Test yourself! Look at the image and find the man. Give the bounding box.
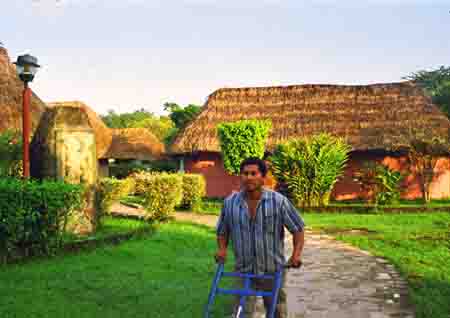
[215,157,305,318]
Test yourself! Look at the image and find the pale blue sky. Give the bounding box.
[3,0,450,115]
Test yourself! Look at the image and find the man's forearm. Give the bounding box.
[217,234,229,251]
[292,230,304,258]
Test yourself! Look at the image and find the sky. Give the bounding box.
[2,0,450,115]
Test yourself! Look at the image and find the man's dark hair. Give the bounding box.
[240,157,268,177]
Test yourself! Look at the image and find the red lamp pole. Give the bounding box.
[22,82,31,178]
[14,54,40,179]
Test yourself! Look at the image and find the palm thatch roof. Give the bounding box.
[0,47,47,134]
[47,101,113,158]
[170,82,450,154]
[47,102,165,160]
[105,128,165,161]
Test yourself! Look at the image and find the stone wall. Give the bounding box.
[31,106,98,234]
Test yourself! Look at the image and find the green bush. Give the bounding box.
[354,162,403,205]
[270,133,350,207]
[181,174,206,211]
[130,171,153,195]
[0,178,83,261]
[217,120,271,175]
[97,177,135,216]
[142,173,183,221]
[0,130,22,178]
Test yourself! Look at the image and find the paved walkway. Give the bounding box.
[111,204,416,318]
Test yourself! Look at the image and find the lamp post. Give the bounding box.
[13,54,40,179]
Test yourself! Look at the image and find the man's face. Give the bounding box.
[241,164,265,192]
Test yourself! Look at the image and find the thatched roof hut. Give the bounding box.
[47,101,112,158]
[171,82,450,199]
[0,47,47,134]
[105,128,165,161]
[171,82,450,154]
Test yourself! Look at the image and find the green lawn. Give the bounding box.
[174,197,450,215]
[303,212,450,318]
[63,216,154,242]
[0,221,234,318]
[5,209,449,318]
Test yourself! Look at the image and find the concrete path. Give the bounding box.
[111,204,416,318]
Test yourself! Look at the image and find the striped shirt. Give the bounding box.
[216,189,305,274]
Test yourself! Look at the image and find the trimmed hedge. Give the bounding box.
[141,173,183,221]
[97,178,135,216]
[181,174,206,211]
[130,171,153,196]
[0,178,84,262]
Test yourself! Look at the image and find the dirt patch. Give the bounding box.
[318,227,378,236]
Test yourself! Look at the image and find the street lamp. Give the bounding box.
[14,54,40,178]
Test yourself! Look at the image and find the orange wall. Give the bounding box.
[183,152,450,200]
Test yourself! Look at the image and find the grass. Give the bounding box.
[179,197,450,215]
[0,221,234,318]
[120,195,145,208]
[303,212,450,318]
[330,198,450,208]
[63,216,153,242]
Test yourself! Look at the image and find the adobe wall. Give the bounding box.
[183,151,450,200]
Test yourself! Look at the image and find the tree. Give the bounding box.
[400,134,450,203]
[132,116,175,144]
[163,102,201,129]
[100,109,154,128]
[405,66,450,119]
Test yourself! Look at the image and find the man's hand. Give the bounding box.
[215,249,227,264]
[287,254,302,268]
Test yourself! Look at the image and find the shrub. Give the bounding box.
[375,166,403,205]
[130,171,153,195]
[97,177,135,216]
[142,173,183,221]
[217,120,272,175]
[0,130,22,178]
[354,162,403,205]
[270,133,350,207]
[0,178,83,261]
[181,174,206,211]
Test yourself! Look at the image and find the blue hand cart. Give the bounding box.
[204,263,284,318]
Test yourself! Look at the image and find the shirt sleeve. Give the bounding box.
[282,197,305,233]
[216,202,229,236]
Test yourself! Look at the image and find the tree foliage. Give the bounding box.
[163,102,201,129]
[403,135,450,203]
[100,103,201,146]
[405,66,450,119]
[100,109,154,129]
[217,120,272,175]
[132,116,175,142]
[270,133,350,207]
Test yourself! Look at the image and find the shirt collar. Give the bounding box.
[237,187,269,205]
